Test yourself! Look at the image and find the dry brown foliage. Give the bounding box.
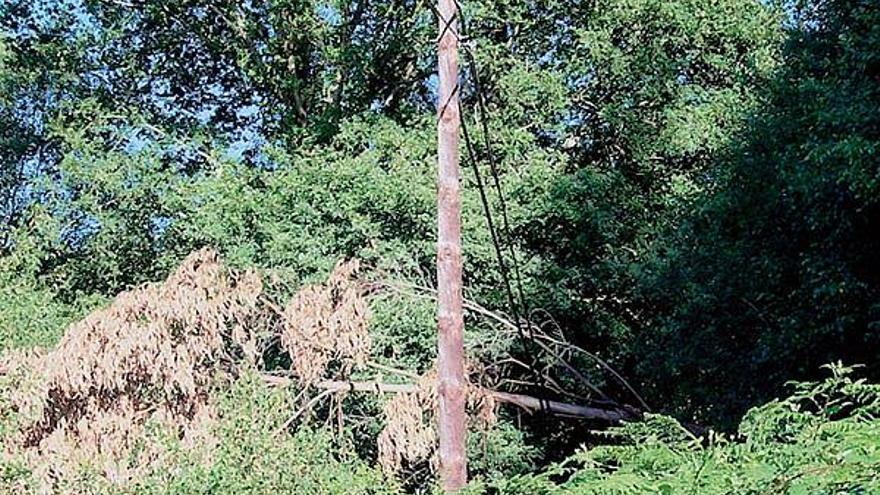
[279,261,502,478]
[0,249,501,488]
[377,370,438,474]
[1,248,261,489]
[281,259,371,384]
[376,364,498,475]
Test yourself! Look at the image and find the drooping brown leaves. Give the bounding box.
[0,249,495,487]
[377,370,438,474]
[376,365,498,475]
[281,259,370,385]
[48,248,260,403]
[1,249,261,489]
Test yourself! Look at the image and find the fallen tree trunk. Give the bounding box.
[490,390,637,422]
[263,376,640,424]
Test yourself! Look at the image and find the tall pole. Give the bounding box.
[436,0,467,490]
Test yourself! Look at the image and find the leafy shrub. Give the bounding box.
[483,365,880,494]
[0,223,104,352]
[133,374,401,495]
[0,274,75,351]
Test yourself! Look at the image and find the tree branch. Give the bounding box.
[263,376,640,424]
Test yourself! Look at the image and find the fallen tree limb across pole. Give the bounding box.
[490,390,637,423]
[262,375,640,424]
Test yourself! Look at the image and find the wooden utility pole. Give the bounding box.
[436,0,467,490]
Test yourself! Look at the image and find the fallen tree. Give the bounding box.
[263,376,641,423]
[0,249,697,491]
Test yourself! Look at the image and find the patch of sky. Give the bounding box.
[192,5,208,21]
[2,0,97,41]
[124,132,150,155]
[61,212,101,250]
[150,215,172,237]
[316,2,342,27]
[236,104,260,120]
[425,73,439,107]
[9,88,53,135]
[1,153,48,221]
[195,105,219,126]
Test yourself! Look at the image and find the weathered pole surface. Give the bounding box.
[436,0,467,490]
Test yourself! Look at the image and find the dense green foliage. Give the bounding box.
[1,0,878,491]
[482,366,880,494]
[633,0,880,425]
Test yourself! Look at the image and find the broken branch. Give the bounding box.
[263,376,640,424]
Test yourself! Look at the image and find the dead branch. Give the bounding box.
[376,281,614,402]
[263,376,640,424]
[490,391,636,422]
[528,308,651,410]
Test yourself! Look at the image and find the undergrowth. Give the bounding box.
[478,364,880,494]
[1,372,399,494]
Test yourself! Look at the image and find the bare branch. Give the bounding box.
[264,376,640,424]
[376,280,649,409]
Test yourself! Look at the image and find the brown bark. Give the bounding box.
[436,0,466,490]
